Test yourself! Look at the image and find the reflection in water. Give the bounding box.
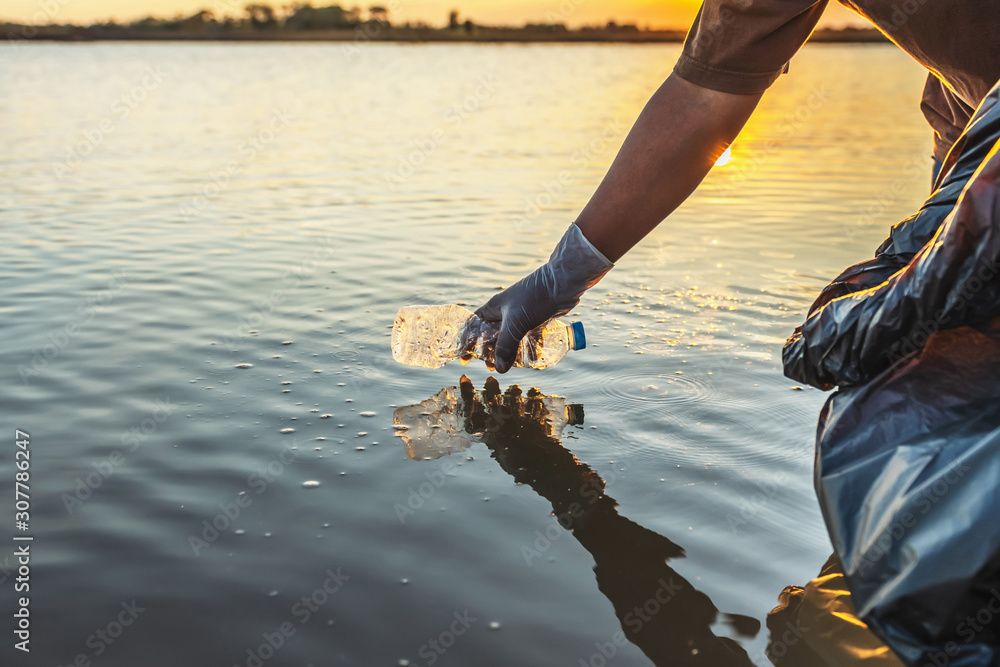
[395,377,908,666]
[395,376,760,666]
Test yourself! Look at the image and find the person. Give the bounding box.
[475,0,1000,374]
[780,83,1000,665]
[474,2,1000,663]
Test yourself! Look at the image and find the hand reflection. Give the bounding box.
[394,375,759,666]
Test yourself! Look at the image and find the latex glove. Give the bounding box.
[475,223,613,373]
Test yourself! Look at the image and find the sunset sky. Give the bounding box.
[5,0,867,29]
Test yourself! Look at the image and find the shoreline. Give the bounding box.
[4,26,891,44]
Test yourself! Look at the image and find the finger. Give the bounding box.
[458,374,475,399]
[493,319,524,374]
[474,291,505,322]
[483,376,501,395]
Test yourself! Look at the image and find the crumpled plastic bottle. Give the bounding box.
[391,304,586,370]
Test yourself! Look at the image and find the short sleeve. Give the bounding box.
[674,0,829,95]
[920,74,975,162]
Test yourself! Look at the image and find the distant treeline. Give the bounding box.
[3,4,890,43]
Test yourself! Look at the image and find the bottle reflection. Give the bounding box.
[394,375,759,666]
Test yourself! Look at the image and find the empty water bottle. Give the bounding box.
[391,304,586,370]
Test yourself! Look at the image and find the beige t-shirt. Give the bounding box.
[673,0,1000,160]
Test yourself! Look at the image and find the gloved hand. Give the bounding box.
[475,223,613,373]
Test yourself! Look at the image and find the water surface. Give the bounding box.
[0,42,933,665]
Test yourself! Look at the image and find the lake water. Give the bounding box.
[1,42,934,665]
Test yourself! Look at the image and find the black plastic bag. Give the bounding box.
[783,81,1000,665]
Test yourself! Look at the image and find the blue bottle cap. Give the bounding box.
[570,321,586,350]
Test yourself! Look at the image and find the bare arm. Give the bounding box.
[576,73,763,262]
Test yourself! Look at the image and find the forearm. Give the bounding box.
[576,73,763,262]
